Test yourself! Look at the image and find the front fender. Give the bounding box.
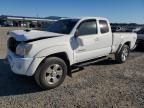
[34,45,74,65]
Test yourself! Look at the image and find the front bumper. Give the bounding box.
[7,50,44,76]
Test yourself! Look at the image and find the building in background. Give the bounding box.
[0,15,59,27]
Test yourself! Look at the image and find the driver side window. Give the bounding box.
[77,20,97,36]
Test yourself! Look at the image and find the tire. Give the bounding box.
[34,57,67,90]
[115,44,130,63]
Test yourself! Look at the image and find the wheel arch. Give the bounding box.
[116,41,131,54]
[36,52,72,77]
[124,41,131,47]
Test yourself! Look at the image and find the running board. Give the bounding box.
[73,56,109,68]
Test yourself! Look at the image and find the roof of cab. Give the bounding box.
[61,17,108,21]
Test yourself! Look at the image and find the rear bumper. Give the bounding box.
[7,50,44,76]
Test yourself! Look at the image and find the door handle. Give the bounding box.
[78,49,86,52]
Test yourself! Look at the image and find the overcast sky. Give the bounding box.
[0,0,144,24]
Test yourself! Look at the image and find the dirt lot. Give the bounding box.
[0,28,144,108]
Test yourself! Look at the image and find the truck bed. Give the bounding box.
[111,32,137,53]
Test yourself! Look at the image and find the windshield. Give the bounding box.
[42,19,79,34]
[137,28,144,34]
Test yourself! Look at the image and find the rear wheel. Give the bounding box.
[115,44,130,63]
[35,57,67,90]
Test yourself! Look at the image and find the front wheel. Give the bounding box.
[115,44,130,63]
[34,57,67,90]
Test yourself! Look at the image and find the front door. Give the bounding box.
[74,19,101,63]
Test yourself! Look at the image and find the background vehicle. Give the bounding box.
[7,17,137,89]
[136,28,144,46]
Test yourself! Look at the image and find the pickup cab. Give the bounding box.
[7,17,137,89]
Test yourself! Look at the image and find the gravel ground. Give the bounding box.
[0,28,144,108]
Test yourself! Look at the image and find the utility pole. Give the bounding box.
[36,8,39,28]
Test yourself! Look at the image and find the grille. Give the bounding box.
[8,37,20,53]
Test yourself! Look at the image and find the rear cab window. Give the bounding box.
[99,20,109,34]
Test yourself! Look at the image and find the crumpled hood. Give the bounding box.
[9,30,64,41]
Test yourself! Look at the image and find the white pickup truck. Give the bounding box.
[7,17,137,89]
